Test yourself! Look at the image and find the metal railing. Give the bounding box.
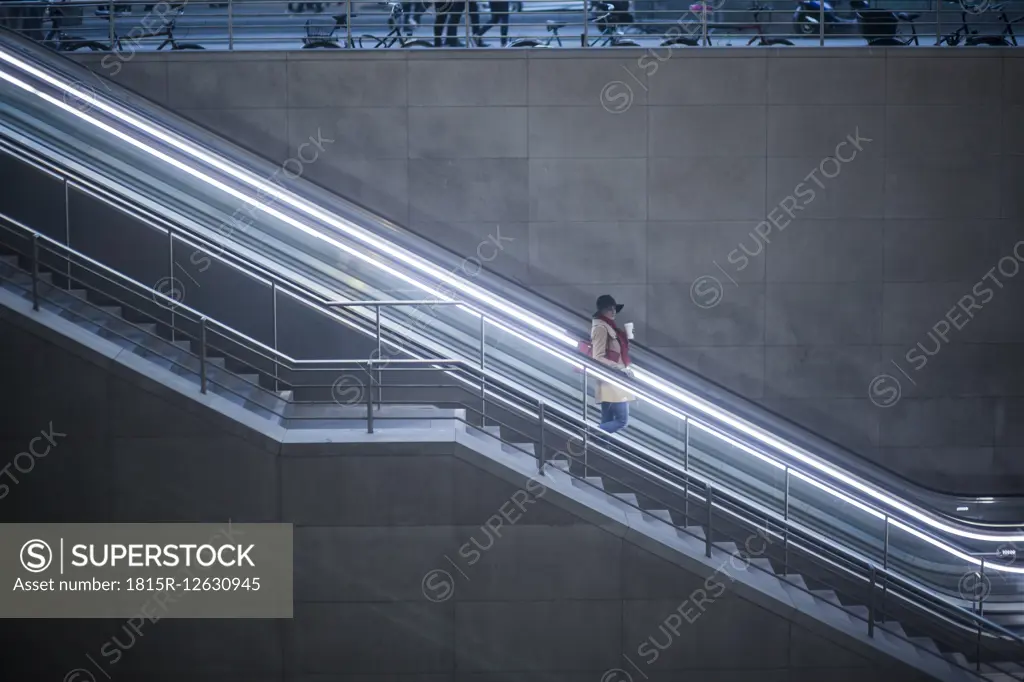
[1,205,1023,676]
[3,73,1024,627]
[1,0,1021,51]
[3,35,1024,630]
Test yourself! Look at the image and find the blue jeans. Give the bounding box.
[599,401,629,433]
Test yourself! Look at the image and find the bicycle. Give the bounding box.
[851,0,919,45]
[359,2,433,47]
[938,1,1022,44]
[43,3,108,51]
[302,13,358,47]
[740,2,795,44]
[152,4,204,49]
[508,1,641,47]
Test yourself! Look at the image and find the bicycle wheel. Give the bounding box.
[401,39,434,47]
[68,41,111,51]
[660,36,698,46]
[508,38,543,46]
[360,34,383,47]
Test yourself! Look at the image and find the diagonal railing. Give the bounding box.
[1,203,1024,678]
[1,37,1024,633]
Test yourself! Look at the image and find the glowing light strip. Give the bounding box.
[0,50,578,348]
[3,53,1023,548]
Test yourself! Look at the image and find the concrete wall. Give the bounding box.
[0,310,936,681]
[72,49,1024,494]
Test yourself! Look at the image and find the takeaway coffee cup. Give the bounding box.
[624,322,635,339]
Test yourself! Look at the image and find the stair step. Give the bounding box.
[503,442,536,457]
[748,557,773,573]
[713,541,738,555]
[943,651,970,669]
[611,492,639,510]
[909,636,940,655]
[548,458,571,472]
[642,508,673,524]
[682,525,705,541]
[846,604,869,623]
[781,574,808,591]
[571,476,604,493]
[810,589,841,606]
[880,621,906,639]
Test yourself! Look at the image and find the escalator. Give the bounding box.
[1,26,1023,676]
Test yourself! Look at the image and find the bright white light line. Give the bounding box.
[5,53,1024,548]
[0,50,578,348]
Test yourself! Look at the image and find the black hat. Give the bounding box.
[594,294,624,317]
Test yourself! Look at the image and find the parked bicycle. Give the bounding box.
[302,13,358,47]
[508,1,640,47]
[851,0,919,44]
[938,1,1021,45]
[43,3,107,51]
[736,2,795,44]
[151,3,204,50]
[360,2,433,47]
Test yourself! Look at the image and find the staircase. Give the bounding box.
[2,251,1023,682]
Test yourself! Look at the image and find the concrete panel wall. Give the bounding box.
[0,315,934,681]
[72,49,1024,494]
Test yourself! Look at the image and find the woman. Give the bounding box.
[590,294,635,434]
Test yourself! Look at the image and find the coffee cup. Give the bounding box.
[624,322,635,339]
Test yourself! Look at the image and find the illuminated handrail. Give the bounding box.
[2,35,1024,615]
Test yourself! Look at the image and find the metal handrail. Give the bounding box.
[2,26,1021,524]
[4,52,1024,610]
[2,68,1019,544]
[2,225,1023,672]
[2,107,1023,574]
[3,208,1024,656]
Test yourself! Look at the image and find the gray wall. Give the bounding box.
[0,312,936,681]
[73,49,1024,494]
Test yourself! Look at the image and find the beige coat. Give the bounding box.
[591,317,635,403]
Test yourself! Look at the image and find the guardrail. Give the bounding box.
[2,201,1024,677]
[1,0,1021,50]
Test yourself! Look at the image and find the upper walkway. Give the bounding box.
[2,0,1022,52]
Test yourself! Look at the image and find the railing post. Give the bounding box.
[31,234,40,311]
[683,416,690,525]
[935,0,941,45]
[978,559,986,617]
[868,565,876,637]
[346,0,353,47]
[375,305,382,411]
[538,401,546,473]
[882,516,889,615]
[582,0,589,46]
[783,467,790,574]
[705,484,713,558]
[228,0,234,50]
[976,621,982,672]
[701,2,708,46]
[272,280,279,392]
[367,364,375,434]
[108,3,115,47]
[581,367,589,478]
[199,317,208,394]
[818,0,824,45]
[480,314,486,424]
[64,177,70,291]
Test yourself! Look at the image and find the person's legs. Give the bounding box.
[445,1,464,44]
[488,0,509,43]
[598,401,629,433]
[433,2,448,46]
